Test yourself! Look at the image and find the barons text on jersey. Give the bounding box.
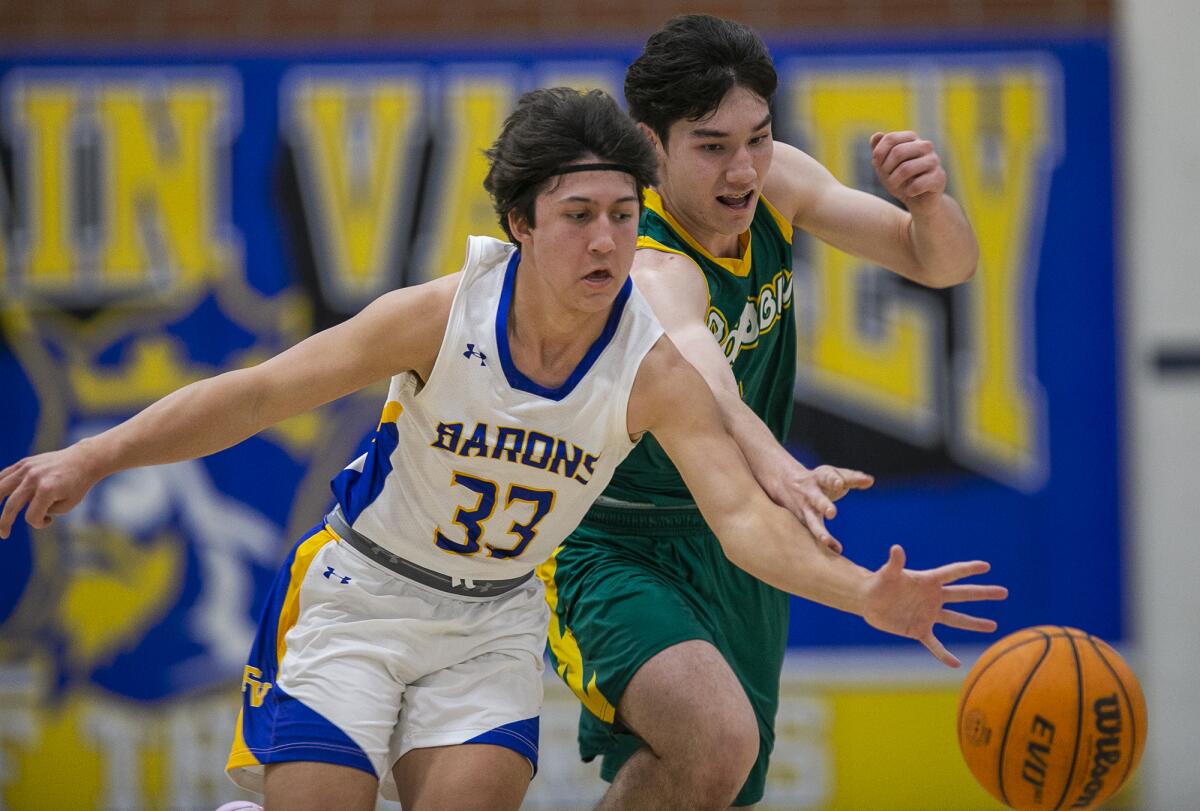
[431,421,599,485]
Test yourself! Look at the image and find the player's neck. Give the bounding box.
[655,185,743,259]
[506,266,610,389]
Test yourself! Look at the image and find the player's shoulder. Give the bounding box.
[395,233,511,318]
[376,270,460,313]
[354,272,462,353]
[630,247,709,312]
[763,140,838,223]
[634,333,694,390]
[767,139,828,182]
[420,271,464,315]
[627,334,684,433]
[634,244,703,276]
[455,234,516,284]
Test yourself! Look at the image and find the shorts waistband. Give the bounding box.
[325,506,534,598]
[580,498,710,536]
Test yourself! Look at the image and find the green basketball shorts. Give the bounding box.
[536,502,790,806]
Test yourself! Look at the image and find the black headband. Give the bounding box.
[549,162,635,177]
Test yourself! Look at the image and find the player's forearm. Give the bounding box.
[79,367,275,478]
[711,387,804,485]
[713,500,871,615]
[905,194,978,288]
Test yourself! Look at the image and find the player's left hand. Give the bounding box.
[870,131,948,207]
[768,464,874,554]
[861,545,1008,668]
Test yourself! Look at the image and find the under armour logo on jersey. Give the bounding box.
[463,343,488,365]
[323,566,351,584]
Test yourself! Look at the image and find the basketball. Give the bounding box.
[957,626,1147,810]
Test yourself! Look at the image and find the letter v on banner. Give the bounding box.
[283,66,428,311]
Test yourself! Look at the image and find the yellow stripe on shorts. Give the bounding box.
[537,547,616,723]
[226,706,259,771]
[275,528,338,673]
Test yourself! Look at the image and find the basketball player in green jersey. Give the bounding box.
[539,15,980,810]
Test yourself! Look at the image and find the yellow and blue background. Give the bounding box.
[0,32,1128,810]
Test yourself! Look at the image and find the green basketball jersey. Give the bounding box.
[602,188,796,506]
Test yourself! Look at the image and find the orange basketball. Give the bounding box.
[957,626,1147,810]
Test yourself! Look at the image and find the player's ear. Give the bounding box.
[508,208,533,245]
[637,122,664,154]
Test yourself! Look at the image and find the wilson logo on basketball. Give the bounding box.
[1071,694,1123,808]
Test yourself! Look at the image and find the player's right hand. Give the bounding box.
[869,130,948,206]
[0,445,100,539]
[767,463,874,554]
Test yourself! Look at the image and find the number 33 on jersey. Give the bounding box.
[329,235,664,581]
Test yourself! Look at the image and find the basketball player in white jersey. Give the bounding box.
[0,87,1006,811]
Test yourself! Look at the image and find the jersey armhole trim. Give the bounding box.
[636,235,690,258]
[759,194,795,244]
[417,235,500,403]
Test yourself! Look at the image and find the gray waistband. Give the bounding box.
[325,506,534,598]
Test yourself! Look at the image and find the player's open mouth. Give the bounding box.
[583,269,612,284]
[716,190,754,210]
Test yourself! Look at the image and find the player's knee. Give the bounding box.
[697,692,759,762]
[674,745,758,808]
[713,711,760,788]
[671,704,759,801]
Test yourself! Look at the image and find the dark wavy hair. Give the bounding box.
[625,14,778,148]
[483,87,659,243]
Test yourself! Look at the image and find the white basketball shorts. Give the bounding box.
[226,521,547,801]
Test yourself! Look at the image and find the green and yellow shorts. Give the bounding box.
[537,502,790,807]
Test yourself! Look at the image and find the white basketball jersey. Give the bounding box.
[331,235,664,580]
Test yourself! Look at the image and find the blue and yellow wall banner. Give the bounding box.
[0,35,1117,810]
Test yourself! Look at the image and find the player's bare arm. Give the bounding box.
[631,248,872,548]
[763,137,978,288]
[0,273,461,538]
[626,335,1007,667]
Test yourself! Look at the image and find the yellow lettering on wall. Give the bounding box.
[790,74,940,441]
[95,80,236,292]
[414,72,516,282]
[941,70,1054,486]
[10,84,79,293]
[287,72,424,308]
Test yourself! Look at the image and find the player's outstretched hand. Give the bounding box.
[870,131,948,207]
[861,545,1008,668]
[771,464,874,554]
[0,446,100,539]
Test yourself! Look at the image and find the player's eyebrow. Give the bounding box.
[690,113,773,139]
[561,195,639,204]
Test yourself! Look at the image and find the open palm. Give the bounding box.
[862,545,1007,667]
